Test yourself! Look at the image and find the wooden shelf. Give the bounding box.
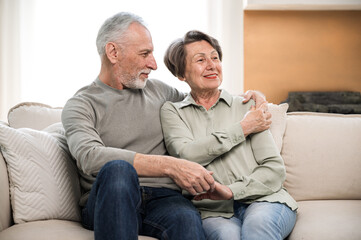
[243,0,361,10]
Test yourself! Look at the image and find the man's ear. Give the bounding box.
[105,42,119,64]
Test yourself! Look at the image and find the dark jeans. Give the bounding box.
[81,160,205,240]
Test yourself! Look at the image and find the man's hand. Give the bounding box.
[241,102,272,137]
[193,182,233,201]
[133,154,215,195]
[242,90,267,108]
[167,158,216,196]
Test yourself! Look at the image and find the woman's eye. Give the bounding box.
[197,58,205,62]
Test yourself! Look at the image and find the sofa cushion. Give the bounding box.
[8,102,62,130]
[288,200,361,240]
[282,112,361,201]
[0,220,93,240]
[268,103,288,152]
[0,122,81,223]
[0,219,157,240]
[0,122,11,232]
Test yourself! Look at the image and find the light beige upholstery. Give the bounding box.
[0,122,81,224]
[0,103,157,240]
[0,152,12,232]
[0,220,155,240]
[7,102,62,130]
[1,102,361,240]
[288,200,361,240]
[283,112,361,201]
[0,121,12,232]
[0,220,93,240]
[282,112,361,239]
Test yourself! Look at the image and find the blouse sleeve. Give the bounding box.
[227,129,286,201]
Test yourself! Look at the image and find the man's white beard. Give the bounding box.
[124,69,150,89]
[124,76,148,89]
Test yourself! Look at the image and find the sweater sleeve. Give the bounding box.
[61,96,136,176]
[160,101,246,166]
[227,130,286,201]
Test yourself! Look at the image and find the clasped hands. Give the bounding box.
[171,160,233,201]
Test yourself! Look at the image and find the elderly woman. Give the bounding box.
[160,30,297,240]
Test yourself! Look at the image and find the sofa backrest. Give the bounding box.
[7,102,62,130]
[282,112,361,201]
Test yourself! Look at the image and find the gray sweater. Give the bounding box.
[61,78,184,206]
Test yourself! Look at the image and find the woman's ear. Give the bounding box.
[105,42,119,64]
[178,76,186,82]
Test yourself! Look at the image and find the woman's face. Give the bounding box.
[181,40,222,93]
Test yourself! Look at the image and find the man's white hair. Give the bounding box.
[96,12,146,56]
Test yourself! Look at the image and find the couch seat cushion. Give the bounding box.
[0,220,157,240]
[0,220,92,240]
[288,200,361,240]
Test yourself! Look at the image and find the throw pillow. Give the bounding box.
[0,122,81,223]
[268,103,289,152]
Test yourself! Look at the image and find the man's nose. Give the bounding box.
[147,54,157,70]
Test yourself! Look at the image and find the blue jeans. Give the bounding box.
[81,160,205,240]
[202,201,297,240]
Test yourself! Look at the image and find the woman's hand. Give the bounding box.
[242,90,267,108]
[193,181,233,201]
[240,102,272,137]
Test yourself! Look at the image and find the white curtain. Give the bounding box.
[0,0,22,121]
[0,0,245,121]
[208,0,244,95]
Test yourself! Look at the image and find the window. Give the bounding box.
[1,0,244,121]
[20,0,209,107]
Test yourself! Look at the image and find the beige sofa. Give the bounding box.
[0,102,360,240]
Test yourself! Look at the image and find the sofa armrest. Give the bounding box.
[0,152,12,232]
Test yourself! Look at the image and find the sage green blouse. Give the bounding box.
[160,90,297,219]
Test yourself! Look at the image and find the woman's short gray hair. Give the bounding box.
[96,12,146,56]
[164,30,222,79]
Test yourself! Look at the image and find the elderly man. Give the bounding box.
[62,12,271,240]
